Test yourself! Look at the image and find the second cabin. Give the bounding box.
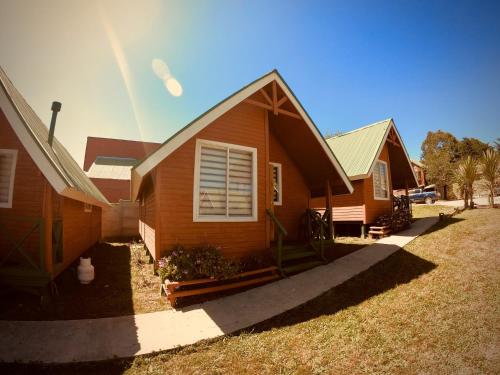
[311,119,418,236]
[131,70,354,274]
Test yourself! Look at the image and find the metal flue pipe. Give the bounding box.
[48,101,62,146]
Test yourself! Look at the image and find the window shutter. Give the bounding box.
[0,151,15,204]
[199,146,227,216]
[228,149,253,216]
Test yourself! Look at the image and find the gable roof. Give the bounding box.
[131,69,353,200]
[0,66,109,208]
[84,136,161,171]
[326,118,418,186]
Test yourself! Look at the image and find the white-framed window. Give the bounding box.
[0,149,18,208]
[270,162,282,206]
[373,160,390,200]
[193,139,258,222]
[84,203,93,213]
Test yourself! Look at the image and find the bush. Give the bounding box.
[157,244,240,282]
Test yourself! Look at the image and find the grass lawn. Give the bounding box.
[412,203,456,219]
[0,242,169,320]
[3,208,498,373]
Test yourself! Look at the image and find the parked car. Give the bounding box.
[409,184,440,204]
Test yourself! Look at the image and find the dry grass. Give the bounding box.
[0,242,168,320]
[5,209,499,374]
[412,204,456,219]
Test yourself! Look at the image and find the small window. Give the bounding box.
[84,203,93,213]
[373,160,390,200]
[270,162,282,206]
[194,139,257,222]
[0,149,18,208]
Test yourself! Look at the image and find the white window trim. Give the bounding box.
[373,159,390,201]
[270,162,282,206]
[0,149,18,209]
[193,139,258,222]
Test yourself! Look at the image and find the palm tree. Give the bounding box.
[480,149,499,207]
[456,156,479,208]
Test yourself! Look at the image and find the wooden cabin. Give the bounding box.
[131,70,354,274]
[84,137,160,203]
[0,66,109,292]
[411,159,426,187]
[310,119,418,236]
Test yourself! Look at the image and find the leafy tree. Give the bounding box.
[457,137,490,159]
[455,156,479,208]
[480,149,499,207]
[421,130,460,197]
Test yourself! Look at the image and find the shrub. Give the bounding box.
[157,244,240,282]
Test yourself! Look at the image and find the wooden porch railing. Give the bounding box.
[304,209,329,262]
[266,208,288,274]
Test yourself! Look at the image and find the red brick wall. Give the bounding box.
[90,177,130,203]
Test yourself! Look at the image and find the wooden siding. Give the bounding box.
[153,102,268,259]
[310,143,394,224]
[0,108,46,263]
[59,198,101,277]
[310,179,366,222]
[1,108,102,278]
[268,130,310,240]
[139,178,156,257]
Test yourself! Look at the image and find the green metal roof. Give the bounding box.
[0,66,109,206]
[326,119,392,178]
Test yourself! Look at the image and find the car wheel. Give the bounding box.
[425,197,433,205]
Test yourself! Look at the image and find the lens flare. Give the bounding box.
[152,58,183,97]
[165,77,183,97]
[152,58,171,80]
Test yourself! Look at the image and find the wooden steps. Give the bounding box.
[274,243,325,275]
[162,266,280,307]
[368,225,392,239]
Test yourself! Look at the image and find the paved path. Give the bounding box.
[0,217,437,364]
[435,196,499,208]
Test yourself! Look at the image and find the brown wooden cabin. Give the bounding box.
[310,119,418,236]
[131,70,354,275]
[0,66,109,292]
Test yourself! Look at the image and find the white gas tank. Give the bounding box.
[77,257,95,284]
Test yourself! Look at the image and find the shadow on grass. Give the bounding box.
[418,217,465,236]
[245,248,437,334]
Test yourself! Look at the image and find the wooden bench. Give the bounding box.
[161,266,280,307]
[368,225,392,239]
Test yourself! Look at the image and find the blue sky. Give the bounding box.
[1,0,499,165]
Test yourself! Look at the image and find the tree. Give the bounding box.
[455,156,479,209]
[480,149,499,207]
[457,137,490,159]
[494,138,500,152]
[324,130,343,139]
[421,130,460,198]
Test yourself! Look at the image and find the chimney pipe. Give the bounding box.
[48,101,62,147]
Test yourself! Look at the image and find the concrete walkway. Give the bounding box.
[0,217,437,364]
[435,196,499,208]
